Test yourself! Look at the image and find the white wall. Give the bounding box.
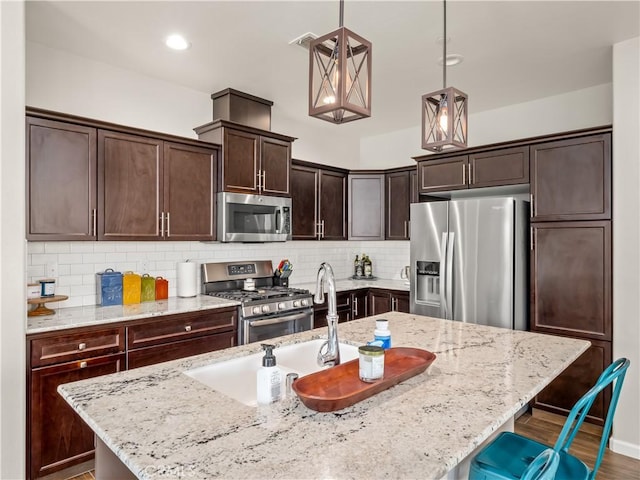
[0,1,26,478]
[611,36,640,459]
[26,41,361,169]
[360,83,613,169]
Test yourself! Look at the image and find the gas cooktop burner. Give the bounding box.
[209,286,310,303]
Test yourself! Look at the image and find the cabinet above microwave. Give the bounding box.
[194,120,296,198]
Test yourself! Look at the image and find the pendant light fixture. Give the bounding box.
[309,0,372,124]
[421,0,468,151]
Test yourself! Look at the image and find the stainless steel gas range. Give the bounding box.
[202,260,314,345]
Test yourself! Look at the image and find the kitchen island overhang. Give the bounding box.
[58,312,590,480]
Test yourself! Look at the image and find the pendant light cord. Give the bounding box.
[339,0,344,27]
[443,0,447,88]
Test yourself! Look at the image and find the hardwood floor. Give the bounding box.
[64,411,640,480]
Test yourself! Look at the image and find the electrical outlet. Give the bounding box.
[46,263,58,279]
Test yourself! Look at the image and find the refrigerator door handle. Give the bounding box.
[440,232,449,319]
[446,232,455,320]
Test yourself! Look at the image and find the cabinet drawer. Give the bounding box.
[313,291,351,311]
[128,331,236,370]
[30,327,124,368]
[127,308,237,350]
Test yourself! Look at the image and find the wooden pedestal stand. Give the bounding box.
[27,295,68,317]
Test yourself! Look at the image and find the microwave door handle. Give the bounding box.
[275,209,282,233]
[248,311,310,327]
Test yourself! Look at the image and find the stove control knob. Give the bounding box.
[261,305,270,313]
[301,299,309,306]
[278,302,286,310]
[252,306,261,315]
[293,300,300,308]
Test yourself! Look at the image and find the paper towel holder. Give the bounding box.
[177,259,198,298]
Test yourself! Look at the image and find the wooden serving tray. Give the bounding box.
[292,347,436,412]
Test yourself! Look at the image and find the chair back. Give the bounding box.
[521,449,560,480]
[553,357,630,480]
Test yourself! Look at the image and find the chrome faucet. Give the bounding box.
[314,262,340,367]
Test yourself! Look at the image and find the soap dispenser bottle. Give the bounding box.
[256,344,282,405]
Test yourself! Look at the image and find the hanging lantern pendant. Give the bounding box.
[422,0,468,151]
[309,0,372,124]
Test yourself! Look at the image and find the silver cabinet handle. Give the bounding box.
[257,170,262,191]
[78,343,86,351]
[91,209,97,237]
[262,170,266,192]
[316,222,321,240]
[462,163,466,185]
[404,220,408,238]
[185,325,192,332]
[353,297,359,317]
[468,163,473,185]
[530,227,534,251]
[321,220,325,238]
[160,212,165,237]
[166,212,170,238]
[80,361,88,369]
[529,193,534,218]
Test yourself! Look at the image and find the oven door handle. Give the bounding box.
[248,311,311,327]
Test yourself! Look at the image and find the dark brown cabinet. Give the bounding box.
[163,142,216,241]
[195,121,293,196]
[529,129,613,426]
[417,146,529,194]
[367,289,410,315]
[534,339,612,425]
[530,134,611,221]
[26,117,97,241]
[126,308,237,369]
[313,291,351,328]
[27,327,126,480]
[26,110,220,242]
[98,130,163,240]
[27,308,236,478]
[351,289,368,320]
[291,161,347,240]
[385,168,418,240]
[348,174,385,240]
[98,131,217,241]
[531,221,611,342]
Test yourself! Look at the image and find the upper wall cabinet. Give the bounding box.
[530,133,611,221]
[417,146,529,195]
[26,117,97,241]
[348,173,385,240]
[291,161,347,240]
[98,131,217,241]
[194,120,294,197]
[386,168,418,240]
[26,109,218,242]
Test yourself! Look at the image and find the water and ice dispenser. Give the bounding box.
[415,261,440,306]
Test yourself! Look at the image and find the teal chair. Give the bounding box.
[469,358,630,480]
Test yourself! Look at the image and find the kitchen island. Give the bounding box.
[58,312,589,479]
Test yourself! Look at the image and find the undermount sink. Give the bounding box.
[184,339,360,407]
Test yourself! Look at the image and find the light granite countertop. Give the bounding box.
[292,277,410,293]
[27,278,407,335]
[26,295,240,335]
[58,312,589,480]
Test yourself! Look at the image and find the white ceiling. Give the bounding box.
[25,1,640,140]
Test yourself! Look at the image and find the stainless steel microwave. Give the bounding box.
[217,192,291,242]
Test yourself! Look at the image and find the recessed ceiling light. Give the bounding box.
[165,34,191,51]
[438,54,464,67]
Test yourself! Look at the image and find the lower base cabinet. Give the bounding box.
[29,353,125,479]
[367,289,410,315]
[27,307,237,479]
[533,338,612,426]
[314,292,351,328]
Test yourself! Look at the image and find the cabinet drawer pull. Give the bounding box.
[185,325,192,332]
[462,164,466,185]
[78,343,86,351]
[468,163,473,185]
[353,298,358,316]
[80,361,88,368]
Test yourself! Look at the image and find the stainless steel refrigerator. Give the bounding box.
[410,197,528,330]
